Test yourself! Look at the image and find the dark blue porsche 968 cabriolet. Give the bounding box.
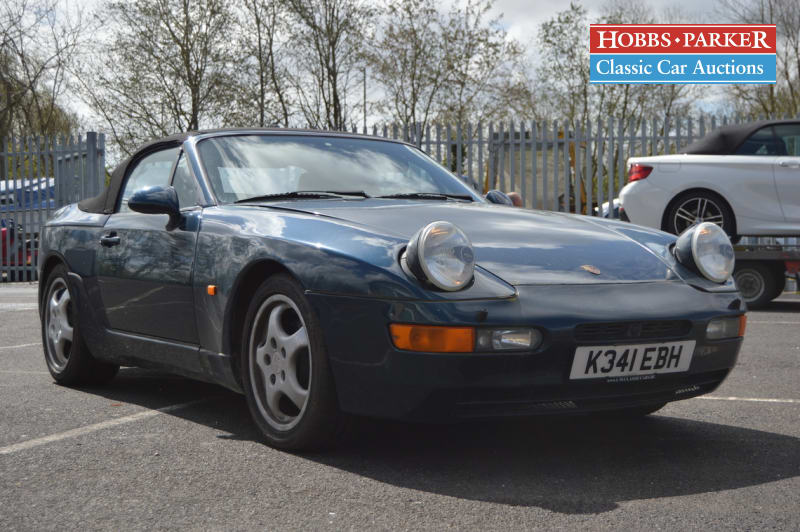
[38,129,745,450]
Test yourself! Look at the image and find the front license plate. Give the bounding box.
[569,341,696,380]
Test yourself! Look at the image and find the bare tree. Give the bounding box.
[536,3,591,127]
[367,0,447,133]
[76,0,239,155]
[717,0,800,117]
[0,0,81,140]
[284,0,375,130]
[537,0,697,131]
[434,0,529,125]
[234,0,291,127]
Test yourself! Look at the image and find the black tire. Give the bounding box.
[771,270,787,300]
[41,264,119,386]
[734,261,779,309]
[240,274,350,451]
[665,190,737,239]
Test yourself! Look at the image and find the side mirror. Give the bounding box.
[128,185,182,228]
[485,189,513,205]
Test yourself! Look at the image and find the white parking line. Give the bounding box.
[0,304,37,312]
[0,342,41,350]
[697,396,800,404]
[0,399,206,455]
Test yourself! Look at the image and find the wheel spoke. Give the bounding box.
[55,289,71,322]
[50,292,60,314]
[265,380,282,415]
[255,342,271,374]
[698,198,708,218]
[676,208,696,223]
[267,303,288,343]
[280,371,308,410]
[48,322,58,344]
[60,323,73,343]
[283,327,308,361]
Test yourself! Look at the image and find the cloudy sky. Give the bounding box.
[488,0,717,44]
[69,0,730,128]
[483,0,727,109]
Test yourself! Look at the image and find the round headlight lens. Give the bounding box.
[675,222,734,283]
[405,221,475,291]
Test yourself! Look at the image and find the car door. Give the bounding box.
[731,125,787,226]
[96,146,201,344]
[772,123,800,224]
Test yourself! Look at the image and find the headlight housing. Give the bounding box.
[674,222,735,283]
[403,221,475,291]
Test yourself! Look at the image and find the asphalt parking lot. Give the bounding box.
[1,284,798,530]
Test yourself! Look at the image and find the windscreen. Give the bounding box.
[196,135,478,202]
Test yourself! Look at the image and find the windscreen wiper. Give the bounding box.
[377,192,474,201]
[234,190,370,203]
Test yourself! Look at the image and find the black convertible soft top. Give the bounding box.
[78,133,188,214]
[77,128,410,214]
[683,119,798,155]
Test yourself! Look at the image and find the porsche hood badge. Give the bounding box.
[581,264,601,275]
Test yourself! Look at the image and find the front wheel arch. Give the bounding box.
[224,260,300,387]
[661,188,738,239]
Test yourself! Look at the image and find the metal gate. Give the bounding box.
[1,133,105,282]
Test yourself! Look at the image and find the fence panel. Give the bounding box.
[1,133,104,282]
[356,114,759,216]
[3,118,795,284]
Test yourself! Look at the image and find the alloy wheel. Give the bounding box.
[44,278,73,372]
[249,294,312,431]
[672,196,725,234]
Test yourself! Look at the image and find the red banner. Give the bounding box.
[590,24,776,54]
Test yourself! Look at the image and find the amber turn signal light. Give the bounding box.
[738,314,747,337]
[207,285,217,296]
[390,324,474,353]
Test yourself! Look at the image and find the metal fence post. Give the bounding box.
[86,132,98,197]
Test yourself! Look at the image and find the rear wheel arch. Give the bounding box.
[661,188,737,237]
[40,262,119,385]
[38,254,67,312]
[224,260,302,385]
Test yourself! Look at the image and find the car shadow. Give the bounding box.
[84,368,800,515]
[751,295,800,312]
[81,367,261,441]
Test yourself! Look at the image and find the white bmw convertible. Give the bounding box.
[619,120,800,239]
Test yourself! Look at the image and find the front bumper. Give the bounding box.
[309,282,744,422]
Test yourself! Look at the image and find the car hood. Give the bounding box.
[261,199,678,286]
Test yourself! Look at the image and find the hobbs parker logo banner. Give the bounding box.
[589,24,776,84]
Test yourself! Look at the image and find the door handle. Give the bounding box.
[99,233,120,247]
[777,160,800,168]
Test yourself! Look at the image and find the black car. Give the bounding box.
[39,129,745,450]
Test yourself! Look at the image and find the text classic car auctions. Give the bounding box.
[589,24,776,84]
